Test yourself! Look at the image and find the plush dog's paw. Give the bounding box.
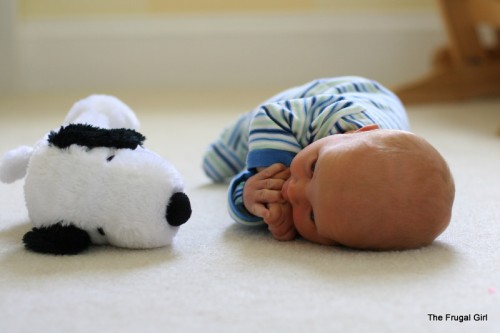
[23,223,91,255]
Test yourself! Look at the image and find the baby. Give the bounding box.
[203,76,455,250]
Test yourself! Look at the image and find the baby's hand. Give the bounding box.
[264,202,296,241]
[243,163,290,219]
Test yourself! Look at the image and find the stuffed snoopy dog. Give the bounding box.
[0,95,191,255]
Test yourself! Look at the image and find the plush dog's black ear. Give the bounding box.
[23,223,91,255]
[48,124,145,150]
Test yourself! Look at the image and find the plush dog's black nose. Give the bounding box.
[166,192,192,227]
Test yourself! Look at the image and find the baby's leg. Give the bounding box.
[203,112,254,182]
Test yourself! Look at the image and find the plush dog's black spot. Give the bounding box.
[106,155,115,162]
[166,192,192,227]
[48,124,145,150]
[97,227,106,236]
[23,223,91,255]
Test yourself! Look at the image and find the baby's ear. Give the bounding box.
[0,146,34,183]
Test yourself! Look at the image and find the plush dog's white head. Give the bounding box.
[0,95,191,255]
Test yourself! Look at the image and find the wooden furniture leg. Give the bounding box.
[394,0,500,104]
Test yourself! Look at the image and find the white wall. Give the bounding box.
[12,11,446,92]
[0,0,17,93]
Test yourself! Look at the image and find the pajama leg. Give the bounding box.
[202,112,253,182]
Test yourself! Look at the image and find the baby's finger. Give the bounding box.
[256,163,286,179]
[249,203,270,219]
[258,189,284,203]
[264,203,296,240]
[273,168,291,180]
[264,204,282,225]
[268,220,297,241]
[259,178,285,191]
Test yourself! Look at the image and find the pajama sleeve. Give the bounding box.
[226,101,307,225]
[246,101,306,169]
[227,170,263,225]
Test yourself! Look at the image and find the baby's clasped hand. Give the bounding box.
[264,202,296,241]
[243,163,297,241]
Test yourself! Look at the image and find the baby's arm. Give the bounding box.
[243,163,297,241]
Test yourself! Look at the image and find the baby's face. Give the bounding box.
[282,126,453,250]
[281,125,379,245]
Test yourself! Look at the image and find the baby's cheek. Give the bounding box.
[291,207,307,233]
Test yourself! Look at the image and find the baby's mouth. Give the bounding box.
[281,179,290,201]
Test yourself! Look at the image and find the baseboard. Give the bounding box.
[13,11,445,92]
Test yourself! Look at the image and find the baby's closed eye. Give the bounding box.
[309,159,317,177]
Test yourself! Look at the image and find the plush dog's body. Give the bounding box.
[0,95,191,254]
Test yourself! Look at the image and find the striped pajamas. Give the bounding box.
[202,76,409,225]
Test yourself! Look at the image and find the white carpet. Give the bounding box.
[1,91,499,333]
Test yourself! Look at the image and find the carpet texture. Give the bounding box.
[1,91,499,333]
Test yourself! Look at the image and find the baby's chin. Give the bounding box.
[338,232,435,251]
